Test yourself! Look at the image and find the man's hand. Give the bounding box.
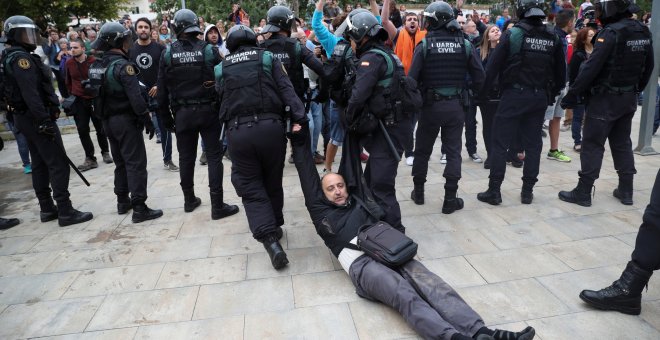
[141,114,156,139]
[37,119,57,137]
[560,92,579,109]
[148,86,157,97]
[316,0,325,12]
[289,122,309,147]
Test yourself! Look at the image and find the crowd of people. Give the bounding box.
[0,0,658,339]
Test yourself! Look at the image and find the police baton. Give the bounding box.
[54,138,91,186]
[219,121,226,142]
[378,119,401,162]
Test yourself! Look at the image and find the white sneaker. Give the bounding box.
[440,154,447,164]
[406,156,414,166]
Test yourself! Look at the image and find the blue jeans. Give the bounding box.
[329,100,345,146]
[7,121,30,166]
[153,112,173,162]
[572,105,585,145]
[307,89,323,155]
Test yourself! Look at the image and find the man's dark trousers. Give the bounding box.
[632,169,660,272]
[104,114,148,202]
[72,97,109,159]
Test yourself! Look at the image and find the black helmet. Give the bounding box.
[1,16,39,51]
[334,8,370,38]
[262,6,295,34]
[581,5,596,20]
[173,9,202,36]
[594,0,631,21]
[225,25,257,53]
[92,22,132,51]
[422,1,455,30]
[345,11,387,42]
[516,0,546,19]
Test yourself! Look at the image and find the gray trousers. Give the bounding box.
[349,255,484,340]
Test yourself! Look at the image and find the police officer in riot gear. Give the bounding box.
[559,0,653,207]
[260,5,326,104]
[91,22,162,223]
[157,9,239,220]
[343,11,410,232]
[215,25,306,270]
[0,15,93,227]
[409,1,485,214]
[477,0,566,206]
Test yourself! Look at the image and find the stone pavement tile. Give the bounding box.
[134,316,243,339]
[401,214,441,233]
[285,227,326,249]
[63,263,164,299]
[641,300,660,331]
[439,209,510,231]
[610,208,645,228]
[110,222,182,243]
[544,214,639,241]
[292,270,358,308]
[614,232,639,247]
[282,209,314,228]
[415,229,498,260]
[43,246,134,273]
[0,296,104,339]
[348,299,419,340]
[398,199,448,217]
[479,220,572,250]
[156,255,247,289]
[0,235,43,255]
[543,236,633,270]
[87,286,198,331]
[133,208,186,228]
[81,213,129,232]
[489,205,547,225]
[465,247,572,283]
[178,215,250,238]
[208,232,268,257]
[456,278,571,325]
[420,256,487,288]
[194,276,294,319]
[527,310,660,340]
[0,251,59,277]
[0,219,60,238]
[127,237,212,266]
[29,229,115,253]
[0,271,79,305]
[39,328,138,340]
[247,246,335,280]
[245,303,359,339]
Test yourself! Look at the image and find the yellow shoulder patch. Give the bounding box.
[125,65,136,76]
[17,58,31,70]
[597,38,605,43]
[360,61,370,67]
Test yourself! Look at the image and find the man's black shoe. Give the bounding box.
[558,180,592,207]
[579,261,652,315]
[58,209,93,227]
[117,195,131,215]
[183,189,202,212]
[411,185,424,205]
[132,204,163,223]
[264,236,288,270]
[521,191,534,204]
[507,159,523,168]
[442,198,464,214]
[0,217,20,230]
[212,203,239,220]
[613,188,633,205]
[483,158,490,169]
[39,200,58,222]
[477,189,502,205]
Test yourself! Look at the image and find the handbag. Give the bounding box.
[356,221,418,267]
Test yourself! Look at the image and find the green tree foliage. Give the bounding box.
[0,0,129,31]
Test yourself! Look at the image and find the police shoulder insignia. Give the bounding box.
[597,38,605,43]
[17,58,31,70]
[125,65,136,75]
[361,61,370,67]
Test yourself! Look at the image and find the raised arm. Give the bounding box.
[380,0,398,42]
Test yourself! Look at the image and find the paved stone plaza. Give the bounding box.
[0,110,659,340]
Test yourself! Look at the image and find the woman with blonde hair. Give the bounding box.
[477,24,501,168]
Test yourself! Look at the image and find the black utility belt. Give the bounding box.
[172,99,217,107]
[227,113,283,126]
[428,94,460,101]
[506,84,544,92]
[591,86,635,95]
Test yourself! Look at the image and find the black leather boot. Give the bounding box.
[0,217,20,230]
[521,181,535,204]
[210,191,239,220]
[411,184,424,205]
[57,201,93,227]
[477,180,502,205]
[132,202,163,223]
[39,198,58,222]
[183,188,201,212]
[613,176,633,205]
[558,179,593,207]
[579,261,652,315]
[442,189,464,214]
[263,235,288,270]
[117,194,132,215]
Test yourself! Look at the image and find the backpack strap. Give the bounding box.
[368,48,394,87]
[262,50,273,76]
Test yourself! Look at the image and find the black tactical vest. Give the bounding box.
[325,39,357,107]
[0,49,58,112]
[260,37,305,99]
[165,39,216,104]
[595,19,651,91]
[215,48,284,121]
[421,30,468,90]
[502,22,557,88]
[100,55,132,117]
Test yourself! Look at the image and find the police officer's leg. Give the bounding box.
[518,94,547,204]
[88,102,110,156]
[608,97,637,205]
[464,103,478,157]
[174,108,202,211]
[104,117,130,214]
[440,101,465,214]
[199,111,238,220]
[479,102,497,166]
[72,99,96,160]
[632,168,660,271]
[411,104,443,205]
[259,120,287,228]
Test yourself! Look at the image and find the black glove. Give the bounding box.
[141,114,155,140]
[48,106,61,120]
[560,92,579,110]
[289,121,309,147]
[37,119,57,137]
[162,114,175,133]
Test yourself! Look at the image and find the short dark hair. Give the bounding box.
[555,9,575,29]
[69,38,85,47]
[135,17,152,31]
